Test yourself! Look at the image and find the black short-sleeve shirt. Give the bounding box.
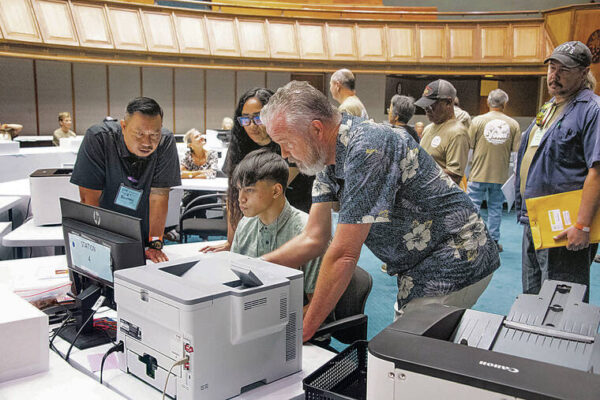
[70,120,181,240]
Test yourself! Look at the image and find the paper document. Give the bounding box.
[501,174,516,212]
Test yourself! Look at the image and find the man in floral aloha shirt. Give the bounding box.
[260,81,500,341]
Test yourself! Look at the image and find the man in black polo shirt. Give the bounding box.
[71,97,181,262]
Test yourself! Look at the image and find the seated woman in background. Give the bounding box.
[180,128,218,179]
[0,122,23,140]
[200,87,314,253]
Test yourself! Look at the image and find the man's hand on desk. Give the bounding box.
[145,248,169,263]
[199,241,230,253]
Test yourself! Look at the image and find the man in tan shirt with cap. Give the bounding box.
[416,79,469,185]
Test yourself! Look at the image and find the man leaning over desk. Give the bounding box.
[70,97,181,263]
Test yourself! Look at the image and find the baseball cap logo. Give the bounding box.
[556,42,576,54]
[423,86,432,96]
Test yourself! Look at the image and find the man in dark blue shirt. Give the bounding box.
[71,97,181,263]
[515,41,600,301]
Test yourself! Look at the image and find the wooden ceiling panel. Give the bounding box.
[34,0,78,46]
[0,0,41,42]
[267,21,299,59]
[419,27,445,60]
[206,17,240,57]
[388,27,415,61]
[327,24,357,61]
[357,25,386,62]
[449,28,474,60]
[481,27,508,60]
[298,23,327,60]
[238,19,269,58]
[174,14,210,55]
[108,7,147,51]
[72,3,112,49]
[142,11,178,53]
[513,25,541,60]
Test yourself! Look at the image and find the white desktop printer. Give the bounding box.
[367,280,600,399]
[30,168,80,226]
[114,252,303,399]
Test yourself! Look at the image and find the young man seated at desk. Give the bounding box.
[230,149,323,313]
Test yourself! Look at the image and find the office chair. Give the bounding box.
[179,193,227,243]
[310,265,373,351]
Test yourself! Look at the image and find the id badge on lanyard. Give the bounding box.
[114,183,142,210]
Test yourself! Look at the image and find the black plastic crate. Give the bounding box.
[304,340,368,400]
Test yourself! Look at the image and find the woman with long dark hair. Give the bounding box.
[201,87,314,252]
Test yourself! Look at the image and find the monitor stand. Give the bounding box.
[56,284,116,350]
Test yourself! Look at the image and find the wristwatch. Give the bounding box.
[148,238,164,250]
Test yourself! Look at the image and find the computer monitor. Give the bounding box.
[58,198,145,349]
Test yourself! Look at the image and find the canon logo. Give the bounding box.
[479,361,519,373]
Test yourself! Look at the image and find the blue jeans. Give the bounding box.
[521,223,597,303]
[467,181,504,242]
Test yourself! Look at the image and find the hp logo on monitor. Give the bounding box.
[93,210,101,226]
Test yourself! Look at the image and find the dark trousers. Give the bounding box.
[522,223,598,302]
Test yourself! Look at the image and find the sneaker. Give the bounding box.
[381,263,387,273]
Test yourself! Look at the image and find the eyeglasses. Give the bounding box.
[237,114,263,127]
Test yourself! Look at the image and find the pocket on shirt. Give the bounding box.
[551,126,581,166]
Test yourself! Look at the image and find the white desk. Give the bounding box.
[0,352,125,400]
[0,178,30,198]
[2,218,64,258]
[177,177,228,192]
[0,195,26,214]
[2,219,64,248]
[0,147,77,183]
[0,244,335,400]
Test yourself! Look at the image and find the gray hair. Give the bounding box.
[389,95,415,124]
[583,70,597,91]
[331,68,355,90]
[184,128,203,144]
[261,81,340,135]
[487,89,509,108]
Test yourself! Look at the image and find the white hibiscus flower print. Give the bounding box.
[398,275,414,299]
[459,213,487,251]
[360,212,391,224]
[312,180,332,197]
[447,238,461,259]
[339,122,351,146]
[403,220,432,251]
[399,147,419,183]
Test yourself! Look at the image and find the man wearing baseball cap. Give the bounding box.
[415,79,469,185]
[515,41,599,302]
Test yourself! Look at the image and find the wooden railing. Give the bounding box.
[0,0,594,75]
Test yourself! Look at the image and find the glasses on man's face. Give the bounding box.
[133,131,161,142]
[237,114,263,127]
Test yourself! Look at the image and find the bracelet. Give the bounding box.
[574,223,590,233]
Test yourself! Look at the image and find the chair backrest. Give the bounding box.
[179,193,227,242]
[331,265,373,344]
